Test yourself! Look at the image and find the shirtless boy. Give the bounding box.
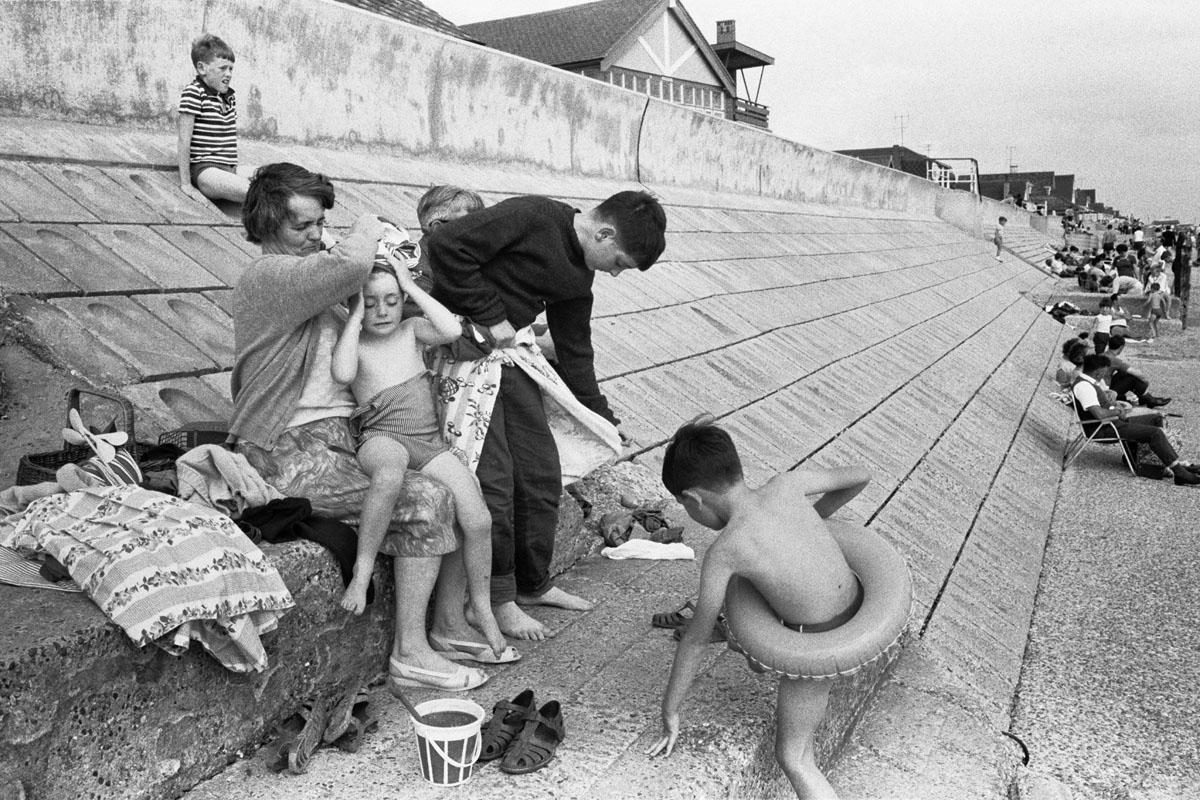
[648,418,867,799]
[332,250,509,688]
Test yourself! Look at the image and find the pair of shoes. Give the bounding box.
[1172,468,1200,486]
[429,632,521,665]
[388,656,488,692]
[478,689,565,774]
[266,697,331,775]
[326,689,378,753]
[1142,395,1172,408]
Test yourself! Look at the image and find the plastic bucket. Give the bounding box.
[410,698,485,786]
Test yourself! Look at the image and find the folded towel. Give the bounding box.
[601,540,695,561]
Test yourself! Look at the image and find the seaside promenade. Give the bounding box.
[1,3,1196,798]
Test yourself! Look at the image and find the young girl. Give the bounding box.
[331,247,509,669]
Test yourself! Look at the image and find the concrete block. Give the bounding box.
[98,168,226,226]
[78,225,223,290]
[0,161,98,222]
[153,226,252,287]
[32,163,167,224]
[0,539,398,800]
[5,295,139,384]
[50,296,216,379]
[1,222,158,292]
[0,229,79,295]
[132,293,234,367]
[121,377,237,436]
[201,289,235,317]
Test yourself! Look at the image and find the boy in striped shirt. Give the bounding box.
[177,34,249,203]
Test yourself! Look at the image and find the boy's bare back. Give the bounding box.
[709,470,858,626]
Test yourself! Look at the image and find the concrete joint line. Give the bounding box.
[912,312,1056,636]
[620,279,1030,463]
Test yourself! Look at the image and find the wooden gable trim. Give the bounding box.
[600,0,735,96]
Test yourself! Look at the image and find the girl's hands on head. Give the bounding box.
[347,289,365,320]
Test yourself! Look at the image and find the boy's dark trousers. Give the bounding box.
[476,364,561,605]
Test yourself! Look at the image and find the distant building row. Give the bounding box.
[835,144,1118,220]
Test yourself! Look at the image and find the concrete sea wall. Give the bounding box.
[0,2,1067,798]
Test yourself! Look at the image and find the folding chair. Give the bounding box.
[1059,395,1136,474]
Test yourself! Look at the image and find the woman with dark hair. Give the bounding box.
[229,162,505,692]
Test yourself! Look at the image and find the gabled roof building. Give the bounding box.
[461,0,773,128]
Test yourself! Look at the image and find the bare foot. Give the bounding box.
[517,585,594,611]
[492,601,551,641]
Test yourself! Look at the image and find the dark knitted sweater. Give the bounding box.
[425,195,616,424]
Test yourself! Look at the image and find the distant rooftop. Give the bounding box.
[332,0,475,40]
[460,0,657,67]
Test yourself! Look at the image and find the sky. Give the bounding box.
[421,0,1200,222]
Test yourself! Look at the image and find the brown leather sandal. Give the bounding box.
[478,689,537,762]
[499,700,565,774]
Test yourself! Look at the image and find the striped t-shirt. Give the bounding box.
[178,77,237,165]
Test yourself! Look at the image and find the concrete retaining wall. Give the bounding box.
[4,0,1034,241]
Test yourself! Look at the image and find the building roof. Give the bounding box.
[331,0,475,41]
[461,0,660,67]
[460,0,735,95]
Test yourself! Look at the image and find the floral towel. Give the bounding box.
[430,325,621,483]
[0,485,293,673]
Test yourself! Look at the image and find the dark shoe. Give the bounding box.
[1173,468,1200,486]
[1142,395,1172,408]
[479,689,537,762]
[499,700,565,774]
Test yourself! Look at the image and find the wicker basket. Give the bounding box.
[15,388,151,486]
[158,421,231,450]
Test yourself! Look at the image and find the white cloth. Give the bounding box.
[432,325,621,484]
[601,540,695,560]
[1072,374,1102,412]
[176,445,283,519]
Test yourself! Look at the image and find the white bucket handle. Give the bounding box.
[428,732,481,769]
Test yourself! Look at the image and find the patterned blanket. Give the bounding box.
[0,485,294,673]
[431,326,621,483]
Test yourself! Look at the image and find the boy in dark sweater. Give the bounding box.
[424,191,666,639]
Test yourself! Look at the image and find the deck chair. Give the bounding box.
[1058,393,1135,474]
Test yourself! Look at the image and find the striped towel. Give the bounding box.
[0,544,82,592]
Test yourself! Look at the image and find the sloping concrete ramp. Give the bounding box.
[0,2,1070,797]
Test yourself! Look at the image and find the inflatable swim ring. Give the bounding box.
[723,520,912,680]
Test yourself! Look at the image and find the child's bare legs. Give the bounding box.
[195,167,249,203]
[775,678,838,800]
[340,437,408,615]
[1149,314,1159,338]
[422,452,507,657]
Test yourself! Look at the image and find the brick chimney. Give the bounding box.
[716,19,736,44]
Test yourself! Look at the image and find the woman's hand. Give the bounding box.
[348,213,387,243]
[645,710,680,758]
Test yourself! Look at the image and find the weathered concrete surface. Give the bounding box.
[0,540,390,800]
[1,0,1049,244]
[1009,325,1200,800]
